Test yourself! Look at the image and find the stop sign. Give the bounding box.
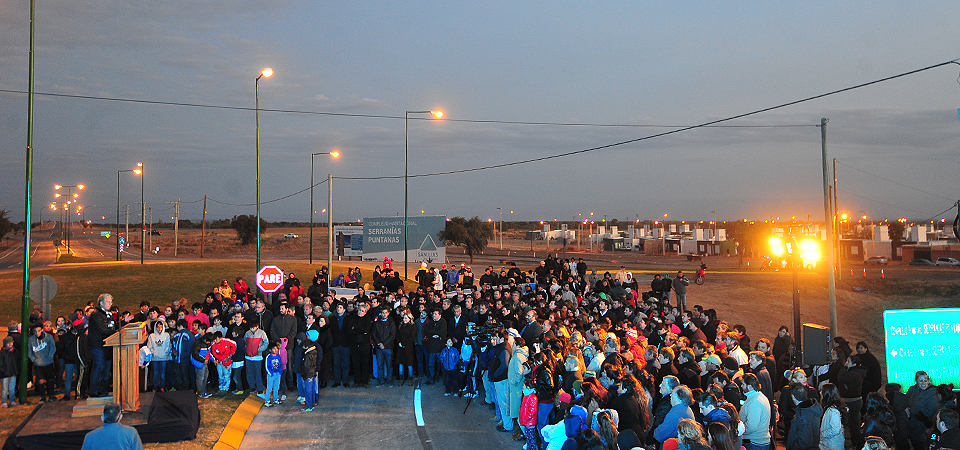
[256,265,285,293]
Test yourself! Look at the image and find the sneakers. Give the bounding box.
[301,407,313,412]
[281,394,287,401]
[297,397,305,404]
[256,392,266,400]
[233,390,244,395]
[444,392,451,396]
[1,403,6,408]
[264,401,274,407]
[199,393,212,399]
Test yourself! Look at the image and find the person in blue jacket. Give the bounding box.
[440,339,460,395]
[654,385,696,444]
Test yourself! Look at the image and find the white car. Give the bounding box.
[935,257,960,267]
[283,233,299,239]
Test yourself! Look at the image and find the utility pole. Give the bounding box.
[821,118,838,337]
[201,195,207,258]
[124,205,129,253]
[327,174,333,275]
[166,199,180,256]
[833,158,841,277]
[148,207,153,251]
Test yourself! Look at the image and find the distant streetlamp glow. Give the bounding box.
[310,150,340,265]
[404,109,444,280]
[256,67,273,288]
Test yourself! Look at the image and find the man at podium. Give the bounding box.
[88,294,118,398]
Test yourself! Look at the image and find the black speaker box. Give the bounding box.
[802,323,831,366]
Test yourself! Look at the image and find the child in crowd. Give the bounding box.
[210,331,236,393]
[440,339,460,396]
[518,381,539,450]
[171,319,195,391]
[147,321,171,392]
[192,332,213,398]
[265,343,283,406]
[244,322,268,395]
[0,336,18,407]
[301,330,320,412]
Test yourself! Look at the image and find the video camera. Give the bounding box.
[466,321,504,343]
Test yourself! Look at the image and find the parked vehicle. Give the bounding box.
[909,258,935,266]
[150,230,162,236]
[695,263,707,285]
[283,233,299,239]
[864,256,889,265]
[935,257,960,267]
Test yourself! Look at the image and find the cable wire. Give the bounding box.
[0,87,816,129]
[836,160,954,201]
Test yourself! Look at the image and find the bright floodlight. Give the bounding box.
[330,151,340,158]
[78,184,85,190]
[55,184,61,190]
[134,169,142,175]
[769,237,785,257]
[800,240,820,262]
[261,68,273,78]
[432,111,443,118]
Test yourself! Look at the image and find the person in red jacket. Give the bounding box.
[210,331,236,393]
[519,384,539,449]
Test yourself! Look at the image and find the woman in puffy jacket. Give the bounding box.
[518,385,539,450]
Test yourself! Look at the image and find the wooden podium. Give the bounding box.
[104,321,148,411]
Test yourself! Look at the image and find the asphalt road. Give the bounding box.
[239,381,522,450]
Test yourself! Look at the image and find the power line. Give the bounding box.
[0,88,815,129]
[836,160,954,201]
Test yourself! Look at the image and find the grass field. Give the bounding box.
[0,260,405,326]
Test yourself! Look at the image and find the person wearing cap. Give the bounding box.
[300,329,319,411]
[700,354,722,380]
[81,403,142,450]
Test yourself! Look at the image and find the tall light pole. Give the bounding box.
[55,184,83,252]
[256,67,273,289]
[662,213,668,255]
[404,109,443,281]
[117,168,136,260]
[135,163,143,265]
[310,150,340,264]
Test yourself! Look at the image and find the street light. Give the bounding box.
[116,167,137,261]
[55,184,83,252]
[769,234,819,361]
[404,109,443,281]
[310,150,340,264]
[133,164,144,264]
[256,67,273,289]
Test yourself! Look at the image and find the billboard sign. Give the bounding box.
[883,308,960,387]
[362,216,445,264]
[334,226,364,257]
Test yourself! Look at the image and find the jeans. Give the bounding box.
[415,344,427,377]
[352,344,371,386]
[231,361,244,391]
[537,401,554,435]
[63,363,78,396]
[90,347,108,395]
[483,371,496,404]
[266,373,281,402]
[675,293,687,312]
[443,367,458,394]
[427,352,442,381]
[216,363,231,391]
[376,348,393,383]
[1,376,15,404]
[303,376,317,407]
[332,346,350,384]
[494,379,513,430]
[195,364,208,395]
[399,365,414,380]
[245,359,264,392]
[846,399,864,449]
[744,441,770,450]
[152,360,167,391]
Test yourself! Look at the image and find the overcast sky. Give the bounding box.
[2,2,959,225]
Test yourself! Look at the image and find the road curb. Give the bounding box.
[212,393,264,450]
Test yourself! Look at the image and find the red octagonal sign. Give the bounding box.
[256,265,285,293]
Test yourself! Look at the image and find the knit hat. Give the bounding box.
[663,438,680,450]
[704,354,722,367]
[507,328,521,338]
[306,329,319,342]
[722,356,740,371]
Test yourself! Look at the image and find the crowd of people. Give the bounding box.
[1,255,957,450]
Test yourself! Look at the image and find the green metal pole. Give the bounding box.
[255,75,261,296]
[310,153,315,264]
[19,0,36,404]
